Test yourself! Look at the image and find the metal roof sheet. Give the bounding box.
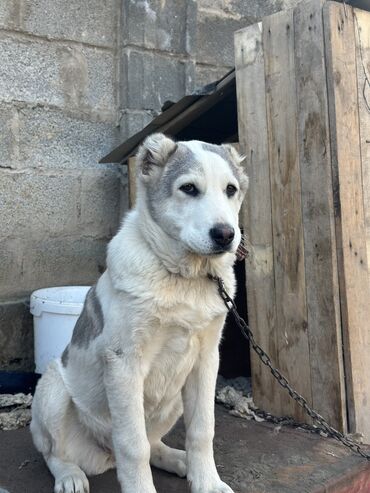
[100,69,236,164]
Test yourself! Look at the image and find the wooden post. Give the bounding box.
[127,157,137,208]
[235,0,370,438]
[235,24,281,417]
[354,8,370,271]
[324,1,370,439]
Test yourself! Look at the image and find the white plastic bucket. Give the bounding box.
[30,286,91,374]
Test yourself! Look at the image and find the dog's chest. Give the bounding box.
[152,279,227,332]
[143,327,200,412]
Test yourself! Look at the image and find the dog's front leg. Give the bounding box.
[104,348,156,493]
[183,326,234,493]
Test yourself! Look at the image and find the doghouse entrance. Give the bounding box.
[218,258,250,380]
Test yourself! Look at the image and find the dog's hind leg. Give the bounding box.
[31,361,113,493]
[46,456,90,493]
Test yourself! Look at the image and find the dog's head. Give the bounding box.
[136,133,248,257]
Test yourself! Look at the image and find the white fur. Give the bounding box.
[31,134,247,493]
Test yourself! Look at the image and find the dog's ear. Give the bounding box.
[222,144,249,193]
[136,133,177,179]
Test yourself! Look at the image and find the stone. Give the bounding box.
[23,0,117,48]
[0,236,109,299]
[119,109,153,141]
[194,64,231,91]
[0,34,115,114]
[0,170,81,240]
[0,300,34,371]
[0,166,122,299]
[198,0,301,21]
[121,0,197,55]
[0,1,21,30]
[0,105,17,169]
[16,105,119,170]
[0,34,61,106]
[121,48,195,111]
[196,9,251,66]
[80,169,122,238]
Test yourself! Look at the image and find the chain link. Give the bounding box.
[208,274,370,460]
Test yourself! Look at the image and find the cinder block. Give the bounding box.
[58,44,116,114]
[0,236,109,299]
[0,239,24,299]
[122,0,196,55]
[0,0,21,30]
[80,169,122,238]
[17,106,119,170]
[198,1,301,21]
[195,64,231,90]
[0,34,61,106]
[0,105,17,168]
[0,299,34,371]
[0,170,80,239]
[0,34,115,114]
[119,109,153,141]
[23,0,117,48]
[121,49,195,111]
[196,9,250,66]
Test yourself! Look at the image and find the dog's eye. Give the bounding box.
[179,183,199,197]
[226,184,237,197]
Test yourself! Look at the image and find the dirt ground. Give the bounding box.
[0,405,369,493]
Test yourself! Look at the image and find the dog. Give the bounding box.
[31,133,248,493]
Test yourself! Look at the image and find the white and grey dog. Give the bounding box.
[31,133,248,493]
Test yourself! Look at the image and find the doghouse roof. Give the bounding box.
[100,69,237,164]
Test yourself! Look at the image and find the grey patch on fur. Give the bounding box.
[146,143,199,223]
[71,286,104,349]
[161,144,200,197]
[61,344,69,367]
[200,142,244,186]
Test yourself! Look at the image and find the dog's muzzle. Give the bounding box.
[209,224,235,249]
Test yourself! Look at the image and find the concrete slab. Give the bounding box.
[0,405,369,493]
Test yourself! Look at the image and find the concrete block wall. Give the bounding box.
[0,0,123,371]
[118,0,197,141]
[118,0,305,128]
[195,0,302,86]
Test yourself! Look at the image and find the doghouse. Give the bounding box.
[101,0,370,443]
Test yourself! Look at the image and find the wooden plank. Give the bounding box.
[324,1,370,441]
[293,0,346,430]
[234,25,281,415]
[354,8,370,272]
[128,157,137,208]
[263,8,312,421]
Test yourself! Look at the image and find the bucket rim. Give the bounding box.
[30,285,91,316]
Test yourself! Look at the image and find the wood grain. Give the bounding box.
[324,1,370,441]
[235,24,281,415]
[354,8,370,272]
[293,0,346,430]
[128,157,137,208]
[263,8,312,421]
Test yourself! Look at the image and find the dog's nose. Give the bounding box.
[209,224,235,247]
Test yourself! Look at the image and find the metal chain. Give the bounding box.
[208,274,370,460]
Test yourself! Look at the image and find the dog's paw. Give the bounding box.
[191,479,234,493]
[150,444,187,478]
[170,450,187,478]
[54,472,89,493]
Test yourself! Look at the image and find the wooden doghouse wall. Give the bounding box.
[235,0,370,440]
